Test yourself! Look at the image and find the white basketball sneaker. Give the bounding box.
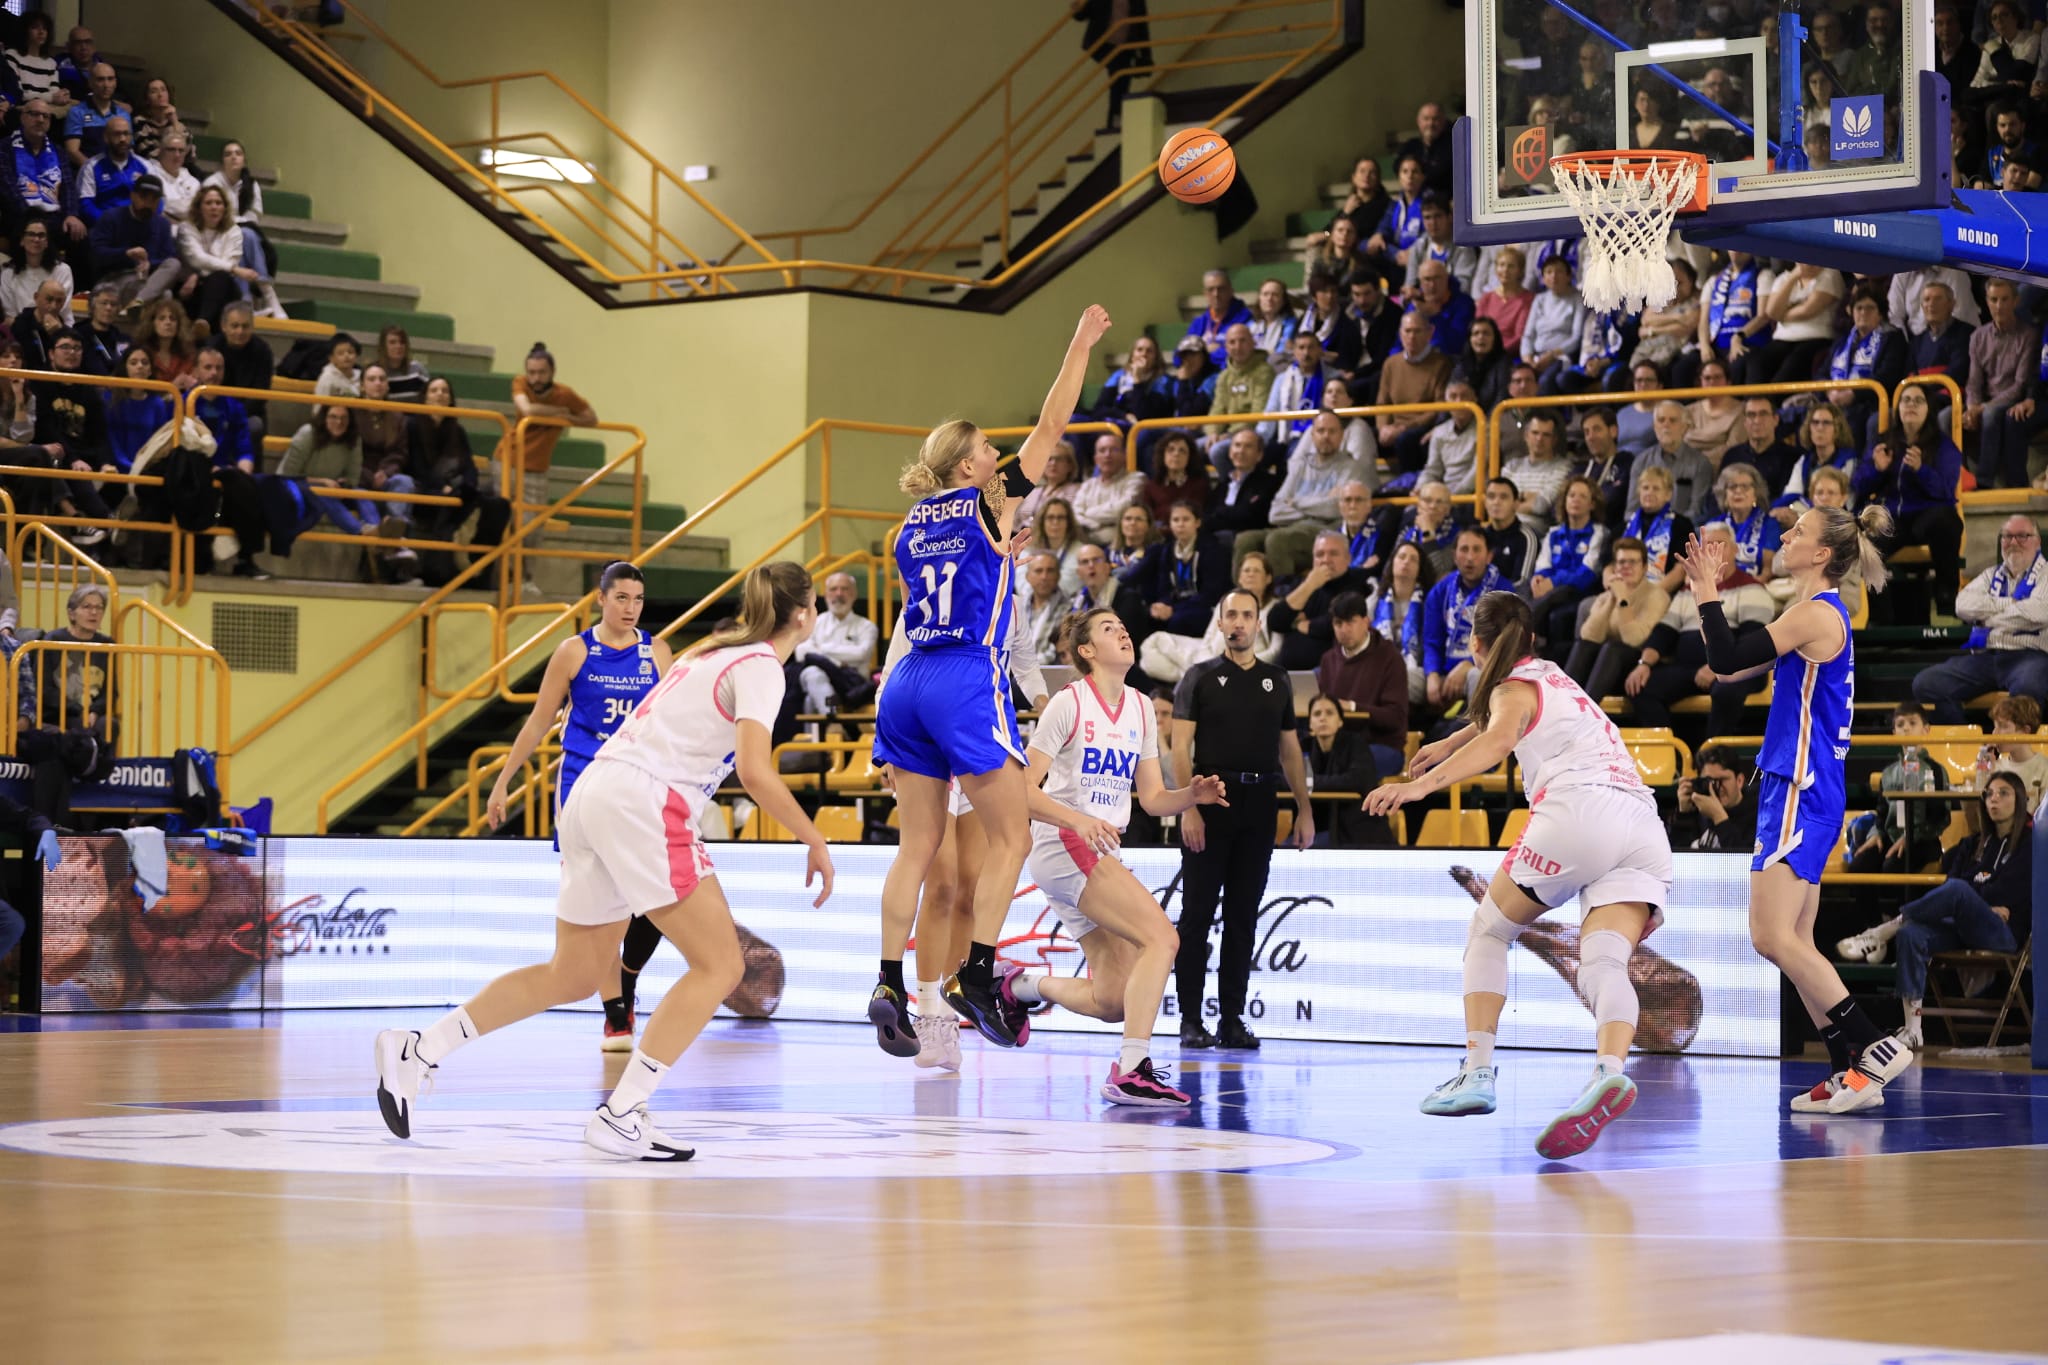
[1825,1035,1913,1115]
[1789,1071,1883,1113]
[913,1015,962,1071]
[373,1029,435,1139]
[583,1102,695,1162]
[1836,930,1887,963]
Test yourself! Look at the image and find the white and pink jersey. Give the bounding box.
[1029,676,1158,832]
[1504,657,1651,807]
[592,643,783,806]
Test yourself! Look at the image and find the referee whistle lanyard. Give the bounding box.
[1971,552,2042,650]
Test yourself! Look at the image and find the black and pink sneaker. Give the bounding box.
[995,965,1032,1046]
[1100,1058,1191,1108]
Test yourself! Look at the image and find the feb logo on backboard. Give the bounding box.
[1830,96,1884,161]
[1502,124,1552,189]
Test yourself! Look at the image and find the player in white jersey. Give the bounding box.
[1003,609,1227,1106]
[373,563,835,1162]
[1367,591,1672,1158]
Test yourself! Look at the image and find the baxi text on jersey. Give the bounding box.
[1080,747,1137,781]
[904,498,980,527]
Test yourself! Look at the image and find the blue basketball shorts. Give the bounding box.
[1750,770,1843,885]
[873,646,1025,782]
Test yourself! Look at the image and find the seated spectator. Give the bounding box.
[1456,315,1511,413]
[1856,387,1963,617]
[1906,280,1974,410]
[488,342,597,506]
[54,26,96,104]
[1685,358,1743,465]
[1302,691,1390,847]
[407,375,509,587]
[1620,463,1695,590]
[131,78,180,163]
[1368,539,1434,705]
[1014,438,1080,540]
[1133,500,1227,638]
[1614,359,1664,453]
[1204,428,1281,543]
[279,404,410,558]
[72,114,147,229]
[1072,539,1142,621]
[1626,522,1777,731]
[0,220,71,318]
[1970,694,2048,815]
[1327,478,1391,575]
[356,365,416,529]
[1520,256,1585,390]
[1698,249,1774,372]
[1241,409,1367,578]
[1314,592,1408,778]
[0,339,40,492]
[1548,306,1631,397]
[28,328,116,542]
[1105,501,1162,576]
[1023,495,1084,597]
[183,347,268,579]
[1849,770,2032,1052]
[1477,475,1536,584]
[1202,324,1275,468]
[175,184,258,331]
[1962,277,2040,490]
[1272,528,1379,670]
[1364,153,1427,276]
[61,62,127,169]
[1419,379,1480,496]
[6,13,61,111]
[1395,478,1460,579]
[207,301,275,439]
[1165,335,1219,419]
[8,276,69,371]
[1628,79,1695,151]
[105,347,172,472]
[366,326,429,407]
[1336,153,1390,240]
[1400,195,1478,299]
[1474,245,1533,353]
[1827,284,1908,440]
[1407,258,1474,356]
[1088,333,1172,431]
[1069,430,1146,545]
[313,331,362,414]
[1746,258,1844,385]
[1892,264,1980,335]
[1666,745,1758,853]
[147,131,202,227]
[1843,703,1954,876]
[1727,394,1802,500]
[89,174,183,309]
[1258,330,1336,451]
[786,570,878,723]
[1184,268,1253,367]
[1716,462,1781,581]
[133,297,199,389]
[1286,375,1378,482]
[74,282,126,376]
[1243,278,1298,363]
[1771,401,1858,525]
[1627,400,1715,522]
[1630,257,1700,382]
[1524,476,1606,653]
[1573,407,1632,524]
[1504,409,1574,533]
[1376,310,1453,473]
[1341,270,1400,393]
[1016,551,1067,666]
[1564,536,1670,700]
[1140,550,1286,686]
[1422,526,1508,709]
[1295,271,1346,364]
[14,583,116,826]
[12,100,79,248]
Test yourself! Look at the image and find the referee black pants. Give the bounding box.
[1173,780,1276,1025]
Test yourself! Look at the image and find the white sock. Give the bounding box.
[1595,1053,1625,1076]
[1010,974,1046,1003]
[1871,915,1904,944]
[605,1049,670,1115]
[1117,1038,1150,1075]
[415,1006,478,1065]
[1466,1030,1496,1070]
[1903,998,1923,1024]
[917,979,948,1019]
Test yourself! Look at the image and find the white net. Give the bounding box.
[1550,155,1702,314]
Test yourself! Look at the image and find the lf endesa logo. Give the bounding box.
[258,889,399,958]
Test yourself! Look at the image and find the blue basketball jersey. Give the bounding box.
[894,487,1013,654]
[562,627,659,764]
[1756,589,1853,809]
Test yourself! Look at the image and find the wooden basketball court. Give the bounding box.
[0,1012,2041,1363]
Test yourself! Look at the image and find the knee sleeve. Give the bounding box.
[1579,929,1639,1030]
[1462,894,1525,998]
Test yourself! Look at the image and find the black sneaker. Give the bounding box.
[944,971,1022,1048]
[1179,1018,1218,1049]
[867,981,919,1058]
[1218,1019,1261,1051]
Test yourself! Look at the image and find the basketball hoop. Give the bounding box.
[1549,150,1710,313]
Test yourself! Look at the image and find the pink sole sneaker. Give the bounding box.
[1534,1072,1637,1160]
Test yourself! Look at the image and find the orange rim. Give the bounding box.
[1549,149,1711,214]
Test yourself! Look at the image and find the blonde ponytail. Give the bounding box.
[900,419,981,497]
[1855,504,1895,594]
[681,561,812,660]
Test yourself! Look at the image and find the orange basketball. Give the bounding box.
[1159,127,1237,204]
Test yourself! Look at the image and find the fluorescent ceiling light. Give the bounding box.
[478,148,594,184]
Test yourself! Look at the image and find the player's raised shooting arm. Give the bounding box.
[1018,305,1113,484]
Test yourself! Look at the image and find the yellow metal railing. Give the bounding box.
[247,0,1347,298]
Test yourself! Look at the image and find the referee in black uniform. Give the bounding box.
[1170,587,1313,1050]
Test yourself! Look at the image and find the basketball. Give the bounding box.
[1158,127,1236,204]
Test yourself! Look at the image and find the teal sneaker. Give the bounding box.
[1534,1067,1637,1160]
[1419,1065,1497,1116]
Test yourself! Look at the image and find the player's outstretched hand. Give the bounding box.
[1075,304,1113,350]
[1190,774,1230,807]
[1074,813,1122,855]
[1407,735,1460,778]
[804,839,835,908]
[1363,779,1424,817]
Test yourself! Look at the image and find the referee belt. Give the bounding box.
[1203,770,1282,785]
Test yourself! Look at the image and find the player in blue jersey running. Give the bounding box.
[1676,506,1912,1114]
[490,561,674,1052]
[868,304,1122,1055]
